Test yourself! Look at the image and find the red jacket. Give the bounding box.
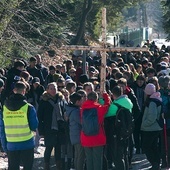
[80,93,110,147]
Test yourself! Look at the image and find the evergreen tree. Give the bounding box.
[162,0,170,40]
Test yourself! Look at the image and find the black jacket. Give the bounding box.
[37,92,65,145]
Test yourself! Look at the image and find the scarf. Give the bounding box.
[48,98,64,130]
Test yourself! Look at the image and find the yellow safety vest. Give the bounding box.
[3,104,34,142]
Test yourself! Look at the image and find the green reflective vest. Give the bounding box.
[3,104,34,142]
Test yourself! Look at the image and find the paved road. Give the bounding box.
[0,140,169,170]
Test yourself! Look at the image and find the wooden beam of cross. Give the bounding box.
[59,8,148,94]
[100,8,107,93]
[59,46,149,52]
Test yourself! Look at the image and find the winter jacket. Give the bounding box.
[45,74,54,88]
[26,84,45,110]
[80,93,110,147]
[141,92,163,131]
[125,86,141,121]
[0,94,38,152]
[4,67,22,97]
[105,95,133,117]
[36,63,48,81]
[26,66,44,85]
[131,81,146,112]
[158,88,170,129]
[104,95,133,144]
[65,104,81,145]
[37,91,66,137]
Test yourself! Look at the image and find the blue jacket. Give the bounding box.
[0,94,38,152]
[65,103,81,145]
[159,89,170,129]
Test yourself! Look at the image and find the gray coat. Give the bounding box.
[141,95,162,131]
[65,104,82,145]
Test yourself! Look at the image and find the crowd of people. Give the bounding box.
[0,41,170,170]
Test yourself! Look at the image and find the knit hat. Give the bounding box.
[0,78,4,88]
[144,83,156,95]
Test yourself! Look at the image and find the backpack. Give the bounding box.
[147,98,163,128]
[82,108,99,136]
[114,103,134,140]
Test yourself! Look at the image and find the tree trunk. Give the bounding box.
[73,0,92,45]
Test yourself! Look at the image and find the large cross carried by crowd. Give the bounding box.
[60,8,148,93]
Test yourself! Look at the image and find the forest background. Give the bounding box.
[0,0,170,67]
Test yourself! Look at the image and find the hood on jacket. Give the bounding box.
[40,91,64,101]
[114,95,133,110]
[106,95,133,117]
[65,103,80,117]
[81,100,100,110]
[150,92,162,102]
[4,94,27,111]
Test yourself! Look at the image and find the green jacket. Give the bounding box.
[105,95,133,117]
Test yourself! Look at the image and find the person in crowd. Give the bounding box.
[27,77,45,111]
[37,82,66,170]
[83,82,94,95]
[158,75,170,168]
[141,58,149,76]
[66,81,77,95]
[117,78,141,167]
[56,64,62,74]
[80,91,110,170]
[129,63,139,81]
[105,86,133,170]
[57,78,66,92]
[141,83,162,170]
[145,67,156,82]
[20,70,31,83]
[110,67,119,79]
[77,89,87,103]
[0,79,5,153]
[131,75,146,154]
[35,54,48,81]
[60,64,71,80]
[0,81,38,170]
[66,92,85,170]
[75,60,83,85]
[79,74,89,86]
[26,57,45,85]
[117,78,141,121]
[147,76,160,91]
[88,66,99,80]
[65,59,74,74]
[123,71,134,87]
[27,77,45,154]
[45,65,56,87]
[68,68,76,82]
[59,87,73,170]
[4,60,25,98]
[136,64,145,76]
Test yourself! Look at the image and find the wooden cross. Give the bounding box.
[60,8,148,93]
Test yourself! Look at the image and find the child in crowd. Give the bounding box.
[66,92,85,170]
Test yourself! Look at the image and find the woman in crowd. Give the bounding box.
[141,83,162,170]
[37,82,66,170]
